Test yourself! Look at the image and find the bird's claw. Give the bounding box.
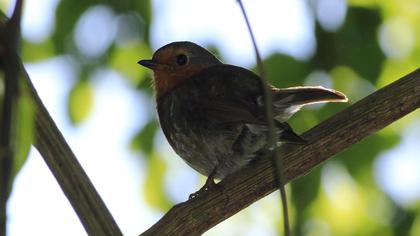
[189,176,217,199]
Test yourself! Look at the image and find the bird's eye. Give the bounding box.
[176,54,188,66]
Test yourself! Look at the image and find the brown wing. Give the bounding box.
[190,64,266,125]
[199,99,265,125]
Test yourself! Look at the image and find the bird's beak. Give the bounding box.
[138,59,158,70]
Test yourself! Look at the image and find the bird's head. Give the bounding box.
[138,41,222,99]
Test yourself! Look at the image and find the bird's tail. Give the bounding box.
[272,86,347,122]
[274,86,347,105]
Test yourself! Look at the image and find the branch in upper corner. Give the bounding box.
[140,68,420,235]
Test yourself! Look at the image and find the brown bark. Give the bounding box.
[23,67,123,236]
[2,2,122,235]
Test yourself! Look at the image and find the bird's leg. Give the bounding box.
[189,168,217,199]
[203,170,217,190]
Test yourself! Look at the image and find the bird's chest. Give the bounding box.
[157,94,236,175]
[159,96,229,150]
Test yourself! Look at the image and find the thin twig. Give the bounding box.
[236,1,290,235]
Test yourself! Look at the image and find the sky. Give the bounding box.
[4,0,420,235]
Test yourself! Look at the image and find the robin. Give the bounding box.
[138,41,347,196]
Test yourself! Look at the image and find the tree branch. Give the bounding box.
[0,1,23,235]
[19,64,123,235]
[140,68,420,235]
[0,2,121,234]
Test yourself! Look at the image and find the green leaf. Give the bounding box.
[22,40,55,62]
[330,66,375,103]
[143,152,172,211]
[262,53,312,88]
[392,206,416,236]
[287,109,320,134]
[109,42,151,86]
[134,0,151,25]
[377,58,419,88]
[130,119,158,155]
[348,0,379,8]
[313,7,385,83]
[12,79,35,180]
[67,79,94,124]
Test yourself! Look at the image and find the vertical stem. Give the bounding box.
[0,1,23,235]
[236,1,290,235]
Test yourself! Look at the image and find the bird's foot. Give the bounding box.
[189,175,217,199]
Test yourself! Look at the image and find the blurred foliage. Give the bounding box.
[264,53,311,87]
[313,7,385,83]
[22,40,54,62]
[130,119,158,155]
[12,79,35,179]
[143,152,173,211]
[67,78,93,124]
[0,77,34,197]
[3,0,420,235]
[0,10,34,208]
[109,42,151,85]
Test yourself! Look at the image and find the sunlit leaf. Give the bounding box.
[12,82,35,178]
[410,216,420,236]
[377,58,419,87]
[330,66,375,103]
[22,40,55,62]
[308,163,377,236]
[348,0,381,8]
[109,42,151,85]
[67,79,94,124]
[143,152,172,211]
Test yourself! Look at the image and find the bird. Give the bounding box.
[138,41,347,197]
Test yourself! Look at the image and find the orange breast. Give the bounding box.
[153,65,207,99]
